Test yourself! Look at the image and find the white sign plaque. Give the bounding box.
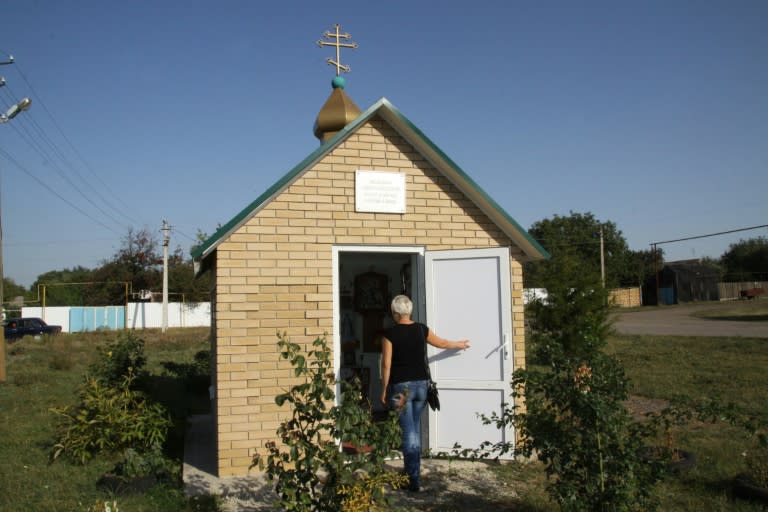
[355,170,406,213]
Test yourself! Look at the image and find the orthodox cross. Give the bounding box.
[317,24,358,76]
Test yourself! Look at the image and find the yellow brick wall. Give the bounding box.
[211,115,528,476]
[609,287,642,308]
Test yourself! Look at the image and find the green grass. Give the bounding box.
[606,333,768,510]
[0,328,214,511]
[607,335,768,417]
[691,299,768,322]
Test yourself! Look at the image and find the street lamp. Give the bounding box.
[0,96,32,382]
[1,97,31,123]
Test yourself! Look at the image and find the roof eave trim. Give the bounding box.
[191,99,391,267]
[191,96,549,271]
[376,101,549,260]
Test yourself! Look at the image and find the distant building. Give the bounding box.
[643,259,720,305]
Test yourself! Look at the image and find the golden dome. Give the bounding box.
[313,77,362,143]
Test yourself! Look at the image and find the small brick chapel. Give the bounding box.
[192,26,548,477]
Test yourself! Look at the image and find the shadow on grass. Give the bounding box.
[704,315,768,322]
[139,361,211,460]
[663,472,767,509]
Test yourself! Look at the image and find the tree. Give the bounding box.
[91,227,162,304]
[168,246,210,303]
[2,277,29,302]
[2,277,31,315]
[525,212,636,289]
[28,226,211,307]
[720,237,768,282]
[33,266,96,306]
[627,248,665,288]
[113,227,162,289]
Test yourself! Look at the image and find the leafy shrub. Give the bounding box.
[338,470,410,512]
[90,331,146,385]
[50,330,169,464]
[51,367,170,464]
[115,445,173,479]
[476,282,667,511]
[252,333,404,512]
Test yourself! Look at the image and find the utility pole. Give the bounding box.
[600,225,606,288]
[0,55,32,381]
[162,220,170,333]
[652,243,660,305]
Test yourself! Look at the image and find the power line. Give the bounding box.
[1,64,133,234]
[3,86,137,227]
[2,87,130,232]
[3,238,116,247]
[4,117,130,231]
[0,146,121,235]
[171,227,198,243]
[650,224,768,247]
[11,60,143,226]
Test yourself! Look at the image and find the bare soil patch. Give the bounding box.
[624,395,669,422]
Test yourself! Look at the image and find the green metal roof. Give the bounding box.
[191,98,548,270]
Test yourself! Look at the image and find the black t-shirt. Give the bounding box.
[385,322,430,385]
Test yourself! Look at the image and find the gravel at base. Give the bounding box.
[383,458,521,511]
[190,458,521,512]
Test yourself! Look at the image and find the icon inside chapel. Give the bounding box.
[354,272,388,313]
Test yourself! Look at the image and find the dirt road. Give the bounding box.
[612,303,768,337]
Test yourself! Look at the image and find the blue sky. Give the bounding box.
[1,0,766,288]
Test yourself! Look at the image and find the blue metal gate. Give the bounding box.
[69,306,125,332]
[659,287,675,305]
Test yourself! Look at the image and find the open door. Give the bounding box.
[424,247,514,457]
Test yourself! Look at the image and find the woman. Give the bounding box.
[380,294,470,492]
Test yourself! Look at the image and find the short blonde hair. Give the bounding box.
[391,295,413,319]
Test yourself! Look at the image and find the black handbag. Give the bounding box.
[426,379,440,411]
[421,324,440,411]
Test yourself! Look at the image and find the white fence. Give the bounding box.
[126,302,211,330]
[22,302,211,333]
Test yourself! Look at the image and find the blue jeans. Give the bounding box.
[389,379,428,489]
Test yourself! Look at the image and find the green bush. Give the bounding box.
[510,341,664,511]
[477,281,667,511]
[90,331,147,385]
[51,332,170,464]
[253,333,404,512]
[50,368,171,464]
[115,445,173,479]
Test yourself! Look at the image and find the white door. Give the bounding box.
[424,247,514,457]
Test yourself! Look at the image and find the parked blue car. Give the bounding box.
[4,317,62,340]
